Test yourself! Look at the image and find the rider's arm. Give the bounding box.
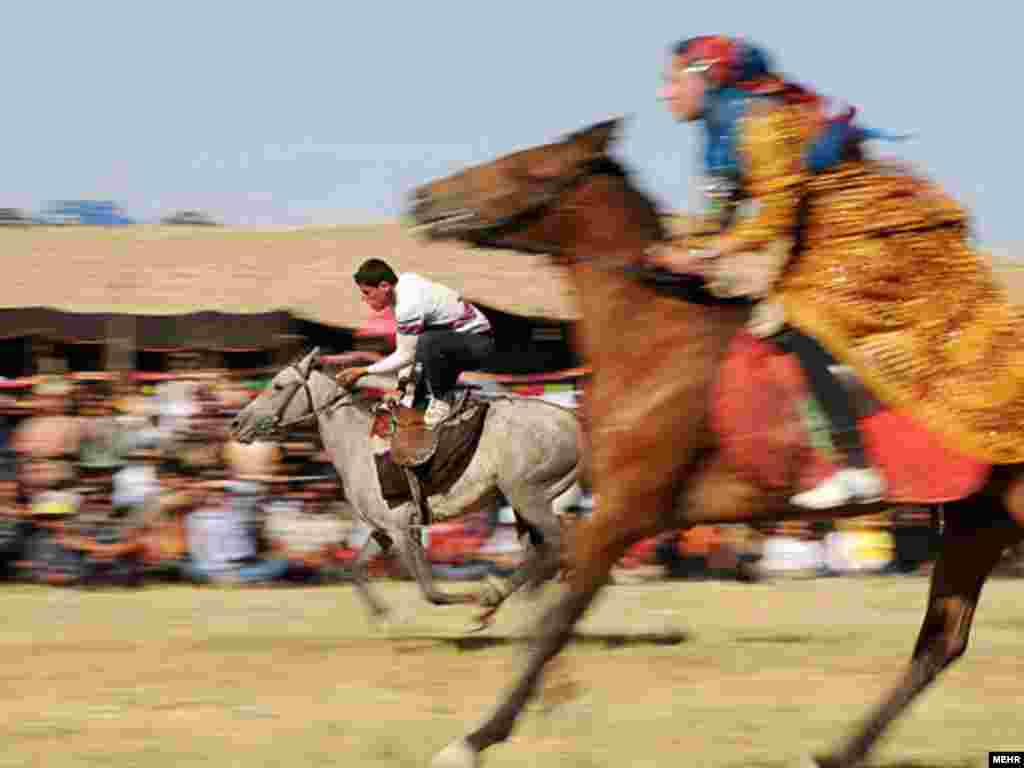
[365,333,418,375]
[717,103,810,256]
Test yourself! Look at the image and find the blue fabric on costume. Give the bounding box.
[703,88,911,178]
[804,117,913,173]
[702,87,757,179]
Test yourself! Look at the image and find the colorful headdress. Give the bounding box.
[673,35,821,106]
[673,35,910,172]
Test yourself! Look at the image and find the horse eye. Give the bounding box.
[273,383,283,391]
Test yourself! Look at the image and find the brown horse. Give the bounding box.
[407,118,1024,768]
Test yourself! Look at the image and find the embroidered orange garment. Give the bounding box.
[717,101,1024,463]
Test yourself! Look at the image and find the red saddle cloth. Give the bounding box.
[710,332,991,504]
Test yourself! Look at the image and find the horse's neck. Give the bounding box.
[560,197,747,415]
[307,370,372,461]
[571,261,740,361]
[307,370,342,415]
[564,226,746,363]
[304,375,390,516]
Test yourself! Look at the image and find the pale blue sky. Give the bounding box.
[4,2,1020,244]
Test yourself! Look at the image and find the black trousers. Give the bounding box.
[773,328,868,468]
[413,330,496,407]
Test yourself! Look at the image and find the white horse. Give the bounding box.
[230,348,582,626]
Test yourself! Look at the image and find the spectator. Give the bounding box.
[183,480,287,585]
[137,459,204,580]
[111,447,161,523]
[58,482,146,588]
[264,477,350,584]
[0,468,30,580]
[758,522,826,579]
[154,378,200,446]
[22,486,85,585]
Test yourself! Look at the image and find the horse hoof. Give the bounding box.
[478,575,506,608]
[431,738,479,768]
[467,609,497,634]
[371,608,411,637]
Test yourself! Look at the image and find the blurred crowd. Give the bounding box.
[0,369,1020,590]
[0,367,567,589]
[0,371,382,588]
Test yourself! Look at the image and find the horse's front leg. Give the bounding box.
[431,483,665,768]
[349,530,392,621]
[394,522,477,607]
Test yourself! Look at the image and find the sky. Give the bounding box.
[4,2,1021,245]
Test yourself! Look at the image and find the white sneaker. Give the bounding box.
[790,468,886,510]
[423,398,452,428]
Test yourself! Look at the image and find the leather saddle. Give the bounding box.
[372,389,490,520]
[390,389,474,467]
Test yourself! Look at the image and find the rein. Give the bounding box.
[466,161,748,305]
[255,364,371,438]
[464,159,666,271]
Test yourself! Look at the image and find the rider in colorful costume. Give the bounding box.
[654,35,1024,509]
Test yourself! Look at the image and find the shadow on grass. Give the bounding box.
[388,629,692,652]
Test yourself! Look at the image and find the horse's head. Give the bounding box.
[408,118,663,257]
[230,347,322,444]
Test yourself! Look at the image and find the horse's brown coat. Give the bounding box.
[411,119,1024,768]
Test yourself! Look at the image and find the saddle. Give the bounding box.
[370,389,490,524]
[390,388,474,467]
[711,332,991,503]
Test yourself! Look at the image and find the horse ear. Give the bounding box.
[526,117,625,181]
[302,347,321,373]
[569,117,624,157]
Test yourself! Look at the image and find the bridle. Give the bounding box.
[457,158,667,270]
[444,159,750,304]
[251,360,361,439]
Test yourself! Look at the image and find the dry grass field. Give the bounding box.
[2,577,1021,768]
[3,224,1024,767]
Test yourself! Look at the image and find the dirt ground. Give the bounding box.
[1,577,1020,768]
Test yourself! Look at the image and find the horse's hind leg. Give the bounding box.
[813,493,1023,768]
[516,510,563,592]
[474,491,564,627]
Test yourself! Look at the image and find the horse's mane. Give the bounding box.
[585,158,753,307]
[584,157,668,243]
[286,348,316,369]
[465,155,668,254]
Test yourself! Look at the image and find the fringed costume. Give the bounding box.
[678,35,1024,464]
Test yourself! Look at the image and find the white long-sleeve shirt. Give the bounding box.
[365,333,417,375]
[365,273,490,376]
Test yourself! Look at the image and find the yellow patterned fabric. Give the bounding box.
[720,101,1024,464]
